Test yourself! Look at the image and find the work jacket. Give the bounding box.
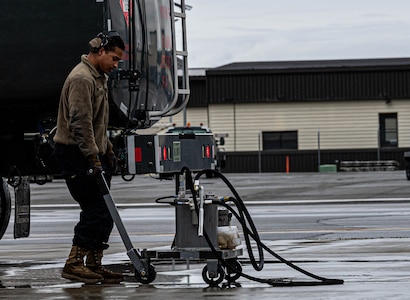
[54,55,113,158]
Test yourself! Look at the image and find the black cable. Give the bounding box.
[194,170,264,270]
[192,168,344,286]
[137,0,150,128]
[185,169,281,285]
[155,195,177,205]
[217,199,343,285]
[126,0,133,129]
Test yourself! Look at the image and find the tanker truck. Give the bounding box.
[0,0,191,240]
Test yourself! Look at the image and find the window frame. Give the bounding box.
[379,112,398,148]
[262,130,298,150]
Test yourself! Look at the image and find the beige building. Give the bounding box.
[173,100,410,152]
[172,58,410,154]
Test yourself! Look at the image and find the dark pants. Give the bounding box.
[54,143,113,250]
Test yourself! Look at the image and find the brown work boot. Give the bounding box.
[86,249,124,284]
[62,245,104,284]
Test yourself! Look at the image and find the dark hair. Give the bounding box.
[90,31,125,53]
[104,34,125,52]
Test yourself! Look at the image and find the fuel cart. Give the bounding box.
[100,129,243,287]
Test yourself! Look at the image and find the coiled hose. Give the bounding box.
[182,167,344,286]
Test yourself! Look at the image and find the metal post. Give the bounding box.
[233,103,237,151]
[377,128,381,161]
[258,131,262,173]
[317,129,321,172]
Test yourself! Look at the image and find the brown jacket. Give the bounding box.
[54,55,113,158]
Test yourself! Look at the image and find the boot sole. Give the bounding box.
[62,272,103,284]
[101,278,124,284]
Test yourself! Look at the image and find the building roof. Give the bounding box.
[208,57,410,74]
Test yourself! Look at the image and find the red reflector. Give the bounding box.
[205,145,211,158]
[135,147,142,163]
[163,146,167,160]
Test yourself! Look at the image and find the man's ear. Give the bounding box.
[98,47,105,56]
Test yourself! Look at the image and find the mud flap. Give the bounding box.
[14,176,30,238]
[0,178,12,239]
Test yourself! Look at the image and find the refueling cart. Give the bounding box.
[123,128,244,286]
[99,128,344,287]
[98,128,245,286]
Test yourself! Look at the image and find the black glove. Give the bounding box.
[105,151,118,175]
[87,155,103,176]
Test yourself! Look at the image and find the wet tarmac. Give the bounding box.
[1,171,410,299]
[1,237,409,299]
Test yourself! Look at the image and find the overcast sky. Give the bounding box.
[184,0,410,68]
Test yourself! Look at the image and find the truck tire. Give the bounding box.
[0,178,11,239]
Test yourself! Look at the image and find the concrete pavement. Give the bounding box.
[0,171,409,299]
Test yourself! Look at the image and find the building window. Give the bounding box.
[262,131,298,150]
[379,113,398,147]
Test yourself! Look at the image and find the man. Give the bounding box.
[54,31,125,284]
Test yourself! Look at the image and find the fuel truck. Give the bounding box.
[0,2,346,288]
[0,0,192,240]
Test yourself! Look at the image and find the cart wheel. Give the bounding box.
[226,260,242,281]
[135,264,156,284]
[34,174,47,185]
[406,165,410,180]
[202,265,225,285]
[121,172,135,182]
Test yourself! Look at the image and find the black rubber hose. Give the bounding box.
[183,169,271,284]
[217,199,343,285]
[187,176,333,286]
[155,195,177,205]
[193,168,344,285]
[194,171,264,270]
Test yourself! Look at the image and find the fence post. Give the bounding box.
[258,131,262,173]
[286,156,290,173]
[317,129,321,172]
[377,128,381,161]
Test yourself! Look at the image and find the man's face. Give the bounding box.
[98,47,124,74]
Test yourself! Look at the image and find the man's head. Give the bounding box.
[88,31,125,74]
